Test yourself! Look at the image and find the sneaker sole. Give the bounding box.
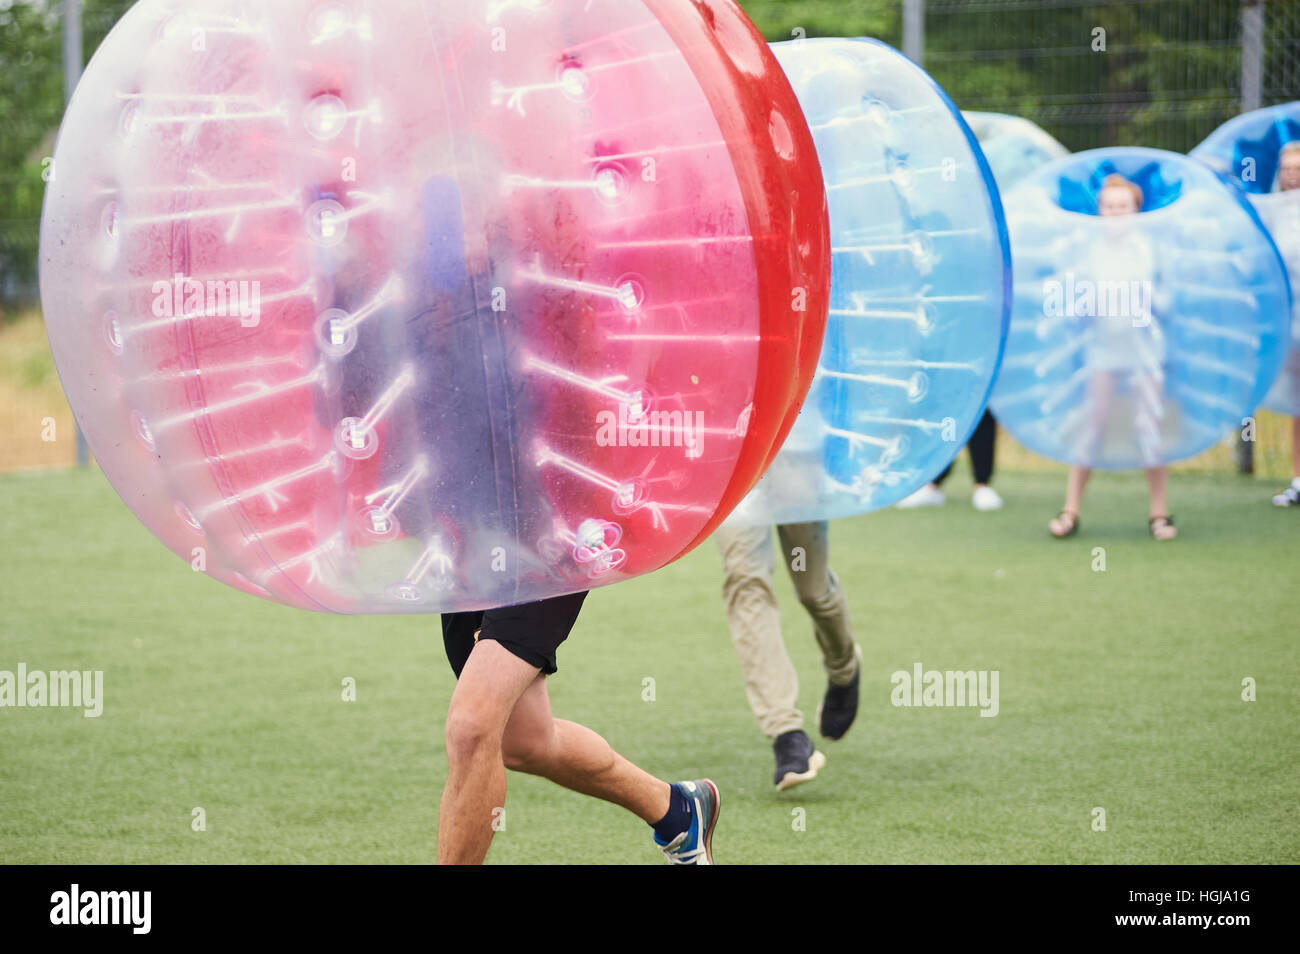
[699,778,720,865]
[775,750,826,791]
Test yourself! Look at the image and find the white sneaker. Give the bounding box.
[897,484,945,508]
[1272,478,1300,508]
[972,486,1003,511]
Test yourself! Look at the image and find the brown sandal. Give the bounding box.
[1049,510,1079,538]
[1149,515,1177,541]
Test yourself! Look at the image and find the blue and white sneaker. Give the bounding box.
[656,779,720,865]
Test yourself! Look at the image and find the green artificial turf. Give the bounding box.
[0,467,1296,864]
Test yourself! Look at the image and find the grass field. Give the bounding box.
[0,466,1296,864]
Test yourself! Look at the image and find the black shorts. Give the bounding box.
[441,591,588,678]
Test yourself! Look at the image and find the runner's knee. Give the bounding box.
[444,703,502,764]
[794,572,839,614]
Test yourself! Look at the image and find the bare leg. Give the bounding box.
[1065,465,1093,514]
[438,640,540,864]
[501,676,671,823]
[1292,417,1300,477]
[1146,466,1169,517]
[1052,373,1114,535]
[438,639,675,864]
[1050,465,1091,536]
[1143,372,1175,539]
[1146,466,1177,540]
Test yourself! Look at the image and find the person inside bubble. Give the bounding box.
[1266,141,1300,508]
[318,171,721,864]
[713,399,863,792]
[1048,173,1177,541]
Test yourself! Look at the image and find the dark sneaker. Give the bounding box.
[818,649,861,741]
[656,779,720,865]
[773,729,826,791]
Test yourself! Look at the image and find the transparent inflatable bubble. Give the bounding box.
[725,38,1010,526]
[991,148,1290,469]
[1192,104,1300,415]
[962,111,1070,192]
[1190,102,1300,194]
[39,0,830,613]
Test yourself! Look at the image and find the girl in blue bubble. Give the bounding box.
[1264,142,1300,508]
[1048,174,1178,541]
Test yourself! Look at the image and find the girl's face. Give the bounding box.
[1279,151,1300,191]
[1098,186,1139,217]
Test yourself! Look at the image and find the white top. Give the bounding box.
[1078,225,1164,371]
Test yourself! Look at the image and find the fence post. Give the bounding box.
[64,0,89,468]
[903,0,925,66]
[1239,0,1265,474]
[1242,0,1264,113]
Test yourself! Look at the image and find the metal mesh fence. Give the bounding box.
[924,0,1300,154]
[740,1,1300,154]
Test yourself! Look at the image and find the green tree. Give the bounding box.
[0,0,136,315]
[740,0,898,43]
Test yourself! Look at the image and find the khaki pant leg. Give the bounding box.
[777,521,859,686]
[715,524,804,739]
